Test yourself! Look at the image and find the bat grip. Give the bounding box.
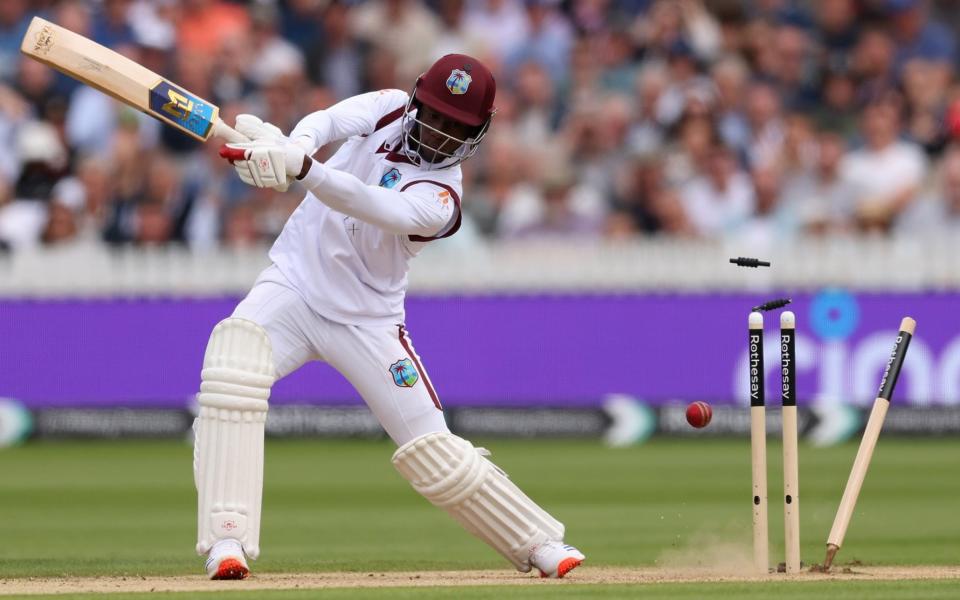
[211,119,249,143]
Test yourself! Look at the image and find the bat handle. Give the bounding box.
[211,119,249,144]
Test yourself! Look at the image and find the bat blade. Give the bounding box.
[20,16,243,142]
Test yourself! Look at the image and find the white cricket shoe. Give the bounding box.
[529,541,585,578]
[205,538,249,580]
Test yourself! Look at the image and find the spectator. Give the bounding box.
[103,123,156,244]
[711,55,750,155]
[511,61,560,148]
[177,0,250,55]
[14,54,69,123]
[246,3,306,94]
[852,26,897,103]
[743,80,785,169]
[430,0,490,62]
[279,0,325,54]
[133,199,173,246]
[779,111,818,176]
[0,121,68,250]
[897,144,960,235]
[816,0,860,70]
[747,0,813,28]
[676,0,723,62]
[567,94,633,197]
[812,66,859,139]
[597,28,641,95]
[350,0,440,84]
[464,131,527,236]
[305,1,368,100]
[887,0,956,73]
[654,38,713,128]
[782,129,857,235]
[41,201,79,246]
[128,0,177,58]
[625,63,669,155]
[0,0,29,83]
[567,35,603,106]
[843,97,927,232]
[679,143,755,237]
[504,0,573,86]
[222,202,259,249]
[769,24,820,111]
[610,152,668,234]
[900,58,951,154]
[71,154,114,242]
[180,135,250,250]
[363,44,402,93]
[662,112,715,186]
[507,160,605,239]
[738,164,798,248]
[463,0,529,64]
[637,0,720,63]
[649,186,697,237]
[2,0,958,254]
[90,0,135,47]
[0,83,30,183]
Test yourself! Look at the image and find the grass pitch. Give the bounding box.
[0,437,957,597]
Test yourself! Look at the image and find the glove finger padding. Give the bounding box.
[235,114,285,141]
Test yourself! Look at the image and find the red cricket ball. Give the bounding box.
[686,401,713,428]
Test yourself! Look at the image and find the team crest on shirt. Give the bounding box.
[446,69,472,95]
[379,167,401,189]
[389,358,419,387]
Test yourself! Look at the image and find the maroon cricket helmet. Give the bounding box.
[413,54,496,127]
[401,54,497,168]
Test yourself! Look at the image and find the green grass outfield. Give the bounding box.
[0,437,957,598]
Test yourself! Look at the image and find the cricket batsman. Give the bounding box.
[193,54,585,580]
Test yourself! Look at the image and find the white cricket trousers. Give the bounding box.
[232,266,449,446]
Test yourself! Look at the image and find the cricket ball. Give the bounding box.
[685,401,712,428]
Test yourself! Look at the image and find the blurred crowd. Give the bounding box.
[3,0,960,253]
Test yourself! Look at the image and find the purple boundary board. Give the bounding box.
[1,291,958,408]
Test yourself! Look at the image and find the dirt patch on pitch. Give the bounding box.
[1,565,958,595]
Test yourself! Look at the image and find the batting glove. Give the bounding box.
[220,115,311,191]
[234,114,285,143]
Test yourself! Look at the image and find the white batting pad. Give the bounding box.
[194,318,275,559]
[392,432,564,571]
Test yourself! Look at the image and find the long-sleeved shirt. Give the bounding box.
[268,89,462,326]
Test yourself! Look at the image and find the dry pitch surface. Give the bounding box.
[3,566,959,595]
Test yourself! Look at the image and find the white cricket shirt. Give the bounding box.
[267,89,462,326]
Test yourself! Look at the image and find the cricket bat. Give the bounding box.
[20,16,246,143]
